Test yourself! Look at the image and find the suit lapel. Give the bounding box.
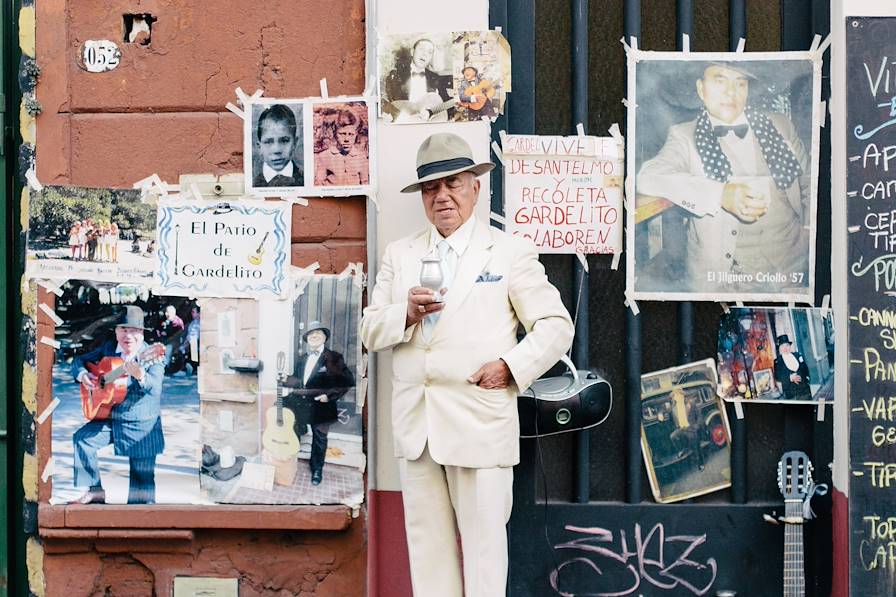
[435,221,493,332]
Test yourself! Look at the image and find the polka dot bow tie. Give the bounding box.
[695,107,802,191]
[712,124,749,139]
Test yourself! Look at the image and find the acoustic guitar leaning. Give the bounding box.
[262,351,301,460]
[80,343,166,421]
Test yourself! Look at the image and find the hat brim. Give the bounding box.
[115,322,150,330]
[400,162,495,194]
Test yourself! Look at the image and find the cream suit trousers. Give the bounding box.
[399,445,514,597]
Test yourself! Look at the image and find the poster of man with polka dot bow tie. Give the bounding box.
[626,54,821,302]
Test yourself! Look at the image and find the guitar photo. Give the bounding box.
[80,342,166,420]
[386,93,458,124]
[262,351,301,460]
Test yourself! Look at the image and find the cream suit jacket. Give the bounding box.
[360,218,574,468]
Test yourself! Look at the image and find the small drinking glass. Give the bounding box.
[420,256,444,303]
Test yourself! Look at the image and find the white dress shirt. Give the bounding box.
[262,160,296,183]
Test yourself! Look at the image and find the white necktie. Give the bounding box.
[423,240,455,339]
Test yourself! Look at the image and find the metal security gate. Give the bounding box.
[491,1,834,595]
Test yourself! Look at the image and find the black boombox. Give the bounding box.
[517,356,613,438]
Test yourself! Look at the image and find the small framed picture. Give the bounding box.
[641,359,732,503]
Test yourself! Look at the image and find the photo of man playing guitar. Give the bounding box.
[70,306,166,504]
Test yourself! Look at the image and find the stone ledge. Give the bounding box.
[39,504,353,531]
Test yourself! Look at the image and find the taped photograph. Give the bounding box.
[246,100,306,193]
[450,30,511,122]
[641,359,731,503]
[45,281,201,505]
[627,53,821,302]
[717,306,834,404]
[312,101,371,188]
[378,32,456,124]
[26,186,157,284]
[209,274,364,506]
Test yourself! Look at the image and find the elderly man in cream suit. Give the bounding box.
[361,133,573,596]
[637,62,811,294]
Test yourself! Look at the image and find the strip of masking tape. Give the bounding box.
[363,75,377,98]
[630,37,638,51]
[809,34,821,53]
[189,183,204,201]
[225,102,245,119]
[620,36,633,54]
[576,123,585,137]
[819,102,827,127]
[26,168,43,191]
[721,303,730,314]
[735,301,744,307]
[611,251,621,270]
[622,98,629,108]
[37,279,65,296]
[682,33,690,53]
[575,252,589,273]
[132,174,156,189]
[817,398,826,422]
[490,211,506,226]
[821,294,830,311]
[603,174,622,188]
[320,78,329,98]
[736,38,746,53]
[235,86,250,107]
[250,88,264,101]
[283,194,309,206]
[624,291,640,316]
[337,262,355,280]
[491,140,504,165]
[36,397,60,424]
[788,301,795,309]
[494,26,502,33]
[608,123,623,142]
[41,456,55,482]
[294,262,321,278]
[352,262,365,288]
[40,336,61,350]
[38,303,64,326]
[734,399,744,419]
[848,225,861,233]
[816,34,832,56]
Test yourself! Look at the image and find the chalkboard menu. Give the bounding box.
[847,16,896,597]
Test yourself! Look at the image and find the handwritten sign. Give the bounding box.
[847,17,896,596]
[155,199,290,299]
[502,134,623,254]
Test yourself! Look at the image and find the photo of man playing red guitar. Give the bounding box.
[70,305,167,504]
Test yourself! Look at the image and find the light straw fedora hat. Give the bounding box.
[400,133,495,193]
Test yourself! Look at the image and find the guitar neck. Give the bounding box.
[783,500,805,597]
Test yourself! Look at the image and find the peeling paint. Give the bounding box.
[20,186,29,230]
[21,363,37,415]
[20,277,36,318]
[20,101,34,145]
[26,538,46,597]
[23,452,38,502]
[18,6,34,56]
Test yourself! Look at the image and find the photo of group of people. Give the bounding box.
[47,281,200,505]
[26,186,157,283]
[244,97,374,197]
[377,30,511,124]
[640,359,732,503]
[717,306,834,403]
[628,54,821,302]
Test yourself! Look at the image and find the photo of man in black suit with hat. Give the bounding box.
[774,334,812,400]
[283,320,355,485]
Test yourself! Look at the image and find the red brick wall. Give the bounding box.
[34,1,367,594]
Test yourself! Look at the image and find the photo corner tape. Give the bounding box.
[489,211,506,226]
[225,102,245,119]
[41,457,55,482]
[735,38,746,53]
[809,34,821,53]
[490,140,504,165]
[38,303,64,326]
[734,399,745,419]
[40,336,61,350]
[320,78,329,98]
[575,252,589,273]
[821,294,830,311]
[816,398,826,422]
[576,123,586,137]
[682,33,690,53]
[610,250,621,271]
[36,397,61,425]
[721,302,730,314]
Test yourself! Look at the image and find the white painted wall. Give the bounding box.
[369,0,491,491]
[831,0,896,497]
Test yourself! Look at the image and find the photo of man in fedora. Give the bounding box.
[360,133,574,596]
[69,305,166,504]
[283,320,355,486]
[774,334,812,400]
[634,58,817,298]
